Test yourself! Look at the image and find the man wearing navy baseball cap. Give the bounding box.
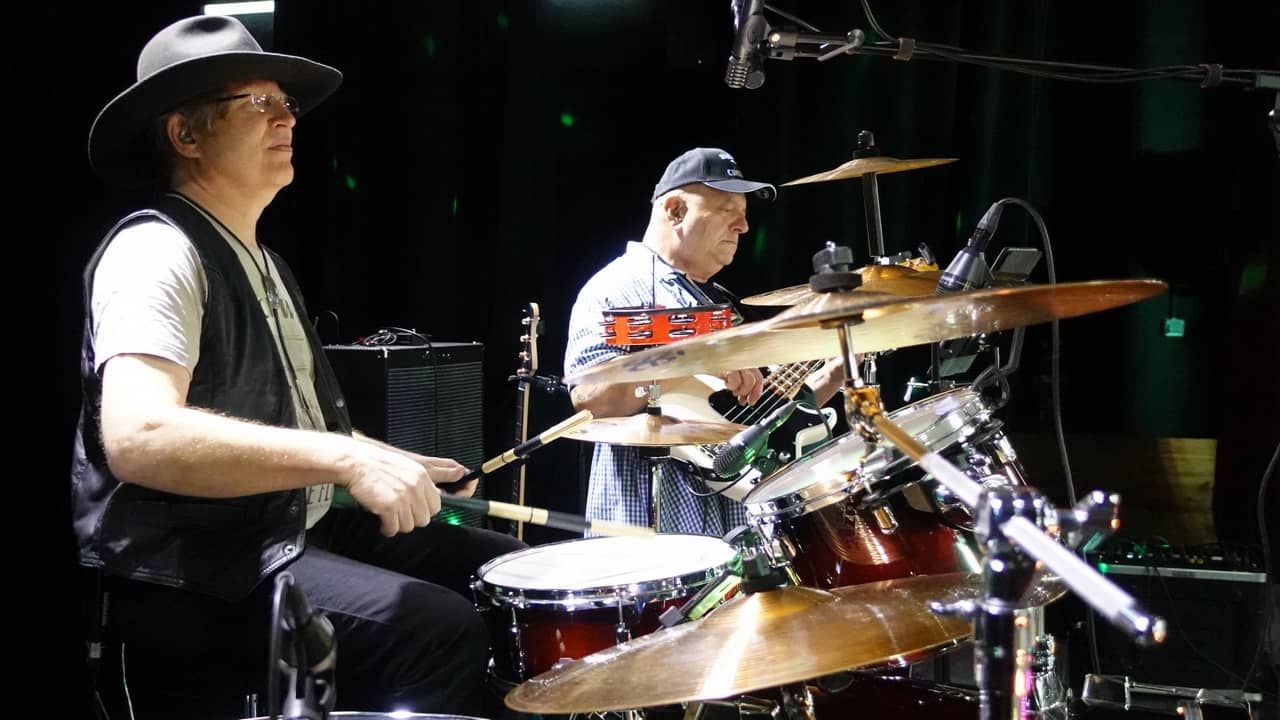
[563,147,842,536]
[650,147,778,202]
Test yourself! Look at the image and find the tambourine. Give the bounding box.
[602,304,734,347]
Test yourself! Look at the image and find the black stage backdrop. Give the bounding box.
[23,0,1278,715]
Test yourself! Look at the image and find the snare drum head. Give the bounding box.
[743,388,992,522]
[475,534,737,604]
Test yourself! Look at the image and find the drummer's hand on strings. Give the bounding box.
[343,440,443,536]
[721,367,765,405]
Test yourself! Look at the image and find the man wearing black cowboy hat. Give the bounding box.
[563,148,844,535]
[72,14,524,718]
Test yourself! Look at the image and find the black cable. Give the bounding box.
[763,2,821,32]
[313,310,340,344]
[982,198,1072,506]
[979,196,1096,680]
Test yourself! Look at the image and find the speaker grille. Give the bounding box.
[325,343,486,528]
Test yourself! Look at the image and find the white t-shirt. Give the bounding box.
[92,195,333,528]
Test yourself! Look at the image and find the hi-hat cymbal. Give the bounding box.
[505,571,1067,714]
[562,413,747,446]
[782,156,958,186]
[563,280,1167,387]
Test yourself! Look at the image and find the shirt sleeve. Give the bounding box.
[564,275,628,382]
[91,218,207,376]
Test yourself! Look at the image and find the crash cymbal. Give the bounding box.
[563,280,1167,387]
[770,278,1168,335]
[782,156,958,186]
[742,265,941,307]
[505,571,1067,714]
[562,412,747,446]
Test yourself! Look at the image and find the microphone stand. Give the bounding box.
[756,21,1280,157]
[269,573,337,720]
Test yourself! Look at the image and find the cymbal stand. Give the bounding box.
[835,371,1168,720]
[639,380,670,531]
[852,130,887,262]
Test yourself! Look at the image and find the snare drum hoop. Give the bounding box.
[742,429,874,524]
[872,388,997,478]
[743,388,996,525]
[473,535,738,610]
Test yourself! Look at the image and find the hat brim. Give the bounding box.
[703,179,777,201]
[88,51,342,187]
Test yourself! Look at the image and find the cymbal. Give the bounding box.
[563,280,1167,387]
[505,571,1067,713]
[562,413,747,446]
[743,266,1031,307]
[782,156,958,186]
[742,265,941,307]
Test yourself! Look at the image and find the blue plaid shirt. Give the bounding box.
[565,242,750,536]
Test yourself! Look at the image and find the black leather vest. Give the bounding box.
[70,194,352,601]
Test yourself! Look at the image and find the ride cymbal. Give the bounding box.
[563,280,1167,387]
[505,571,1068,714]
[562,413,747,446]
[782,157,957,186]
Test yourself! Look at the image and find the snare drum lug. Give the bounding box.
[871,503,899,534]
[615,602,632,644]
[508,607,528,679]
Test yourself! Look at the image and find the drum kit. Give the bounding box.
[464,151,1171,720]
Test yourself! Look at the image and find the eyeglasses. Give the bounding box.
[207,92,300,116]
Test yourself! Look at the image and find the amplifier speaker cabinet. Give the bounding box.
[1087,562,1272,693]
[323,342,486,528]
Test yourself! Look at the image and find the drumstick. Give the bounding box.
[453,409,594,485]
[442,496,656,538]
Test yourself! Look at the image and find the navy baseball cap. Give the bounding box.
[651,148,776,202]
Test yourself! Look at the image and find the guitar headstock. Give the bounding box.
[518,302,542,380]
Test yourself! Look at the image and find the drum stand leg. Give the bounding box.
[642,447,670,531]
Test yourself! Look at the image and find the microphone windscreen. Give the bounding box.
[712,443,748,477]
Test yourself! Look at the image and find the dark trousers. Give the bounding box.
[98,509,527,720]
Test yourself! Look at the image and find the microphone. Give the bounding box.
[935,201,1004,294]
[712,400,800,478]
[725,0,769,89]
[284,582,336,674]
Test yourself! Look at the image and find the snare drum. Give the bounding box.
[472,534,738,682]
[743,388,1027,590]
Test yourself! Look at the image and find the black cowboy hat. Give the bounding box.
[88,14,343,187]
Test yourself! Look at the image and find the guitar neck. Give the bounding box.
[762,358,826,401]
